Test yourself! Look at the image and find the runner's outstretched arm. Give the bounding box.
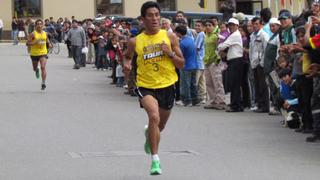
[26,33,35,46]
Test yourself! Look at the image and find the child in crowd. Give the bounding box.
[217,22,230,63]
[278,68,300,129]
[277,56,290,71]
[116,63,124,87]
[286,27,314,133]
[218,22,230,94]
[107,36,123,85]
[97,31,109,70]
[218,22,230,44]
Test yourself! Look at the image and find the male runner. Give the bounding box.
[123,1,184,175]
[27,19,51,90]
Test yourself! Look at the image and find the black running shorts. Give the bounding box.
[30,55,48,62]
[135,85,175,110]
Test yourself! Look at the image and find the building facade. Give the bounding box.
[0,0,308,39]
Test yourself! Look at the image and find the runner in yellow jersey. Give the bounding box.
[124,1,184,175]
[26,19,51,90]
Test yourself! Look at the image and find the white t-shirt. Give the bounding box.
[217,30,243,60]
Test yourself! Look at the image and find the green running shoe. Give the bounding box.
[35,68,40,79]
[144,125,151,154]
[150,160,162,175]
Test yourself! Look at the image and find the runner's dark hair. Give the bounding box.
[141,1,161,18]
[35,19,43,24]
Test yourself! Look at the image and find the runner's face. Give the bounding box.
[142,7,160,31]
[36,21,43,31]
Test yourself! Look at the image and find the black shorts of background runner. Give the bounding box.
[135,85,175,110]
[30,55,48,62]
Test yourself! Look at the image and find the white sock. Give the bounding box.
[152,154,160,161]
[42,80,46,84]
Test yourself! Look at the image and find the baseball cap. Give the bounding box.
[269,17,281,25]
[228,18,239,25]
[313,0,320,6]
[278,11,292,20]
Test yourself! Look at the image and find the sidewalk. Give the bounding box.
[0,40,26,44]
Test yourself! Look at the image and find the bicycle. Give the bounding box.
[48,37,60,54]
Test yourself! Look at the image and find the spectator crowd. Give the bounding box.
[10,1,320,143]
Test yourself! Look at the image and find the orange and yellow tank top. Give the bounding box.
[135,30,177,89]
[30,31,47,56]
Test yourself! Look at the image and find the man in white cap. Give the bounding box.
[264,17,281,115]
[218,18,244,112]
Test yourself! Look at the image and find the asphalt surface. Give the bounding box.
[0,43,320,180]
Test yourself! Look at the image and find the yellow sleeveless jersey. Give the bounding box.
[135,30,178,89]
[30,31,47,56]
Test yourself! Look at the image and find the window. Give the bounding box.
[218,0,263,15]
[157,0,176,11]
[96,0,123,15]
[14,0,41,18]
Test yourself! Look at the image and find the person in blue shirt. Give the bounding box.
[175,25,198,106]
[194,20,206,104]
[44,19,56,39]
[278,68,300,129]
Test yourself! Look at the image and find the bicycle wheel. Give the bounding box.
[52,39,60,54]
[48,46,53,54]
[53,42,60,54]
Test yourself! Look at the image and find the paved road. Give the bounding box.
[0,44,320,180]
